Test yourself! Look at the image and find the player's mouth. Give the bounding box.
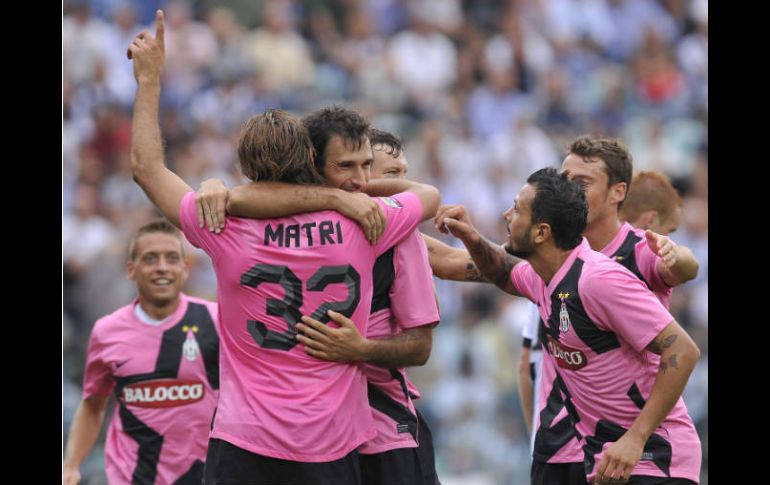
[152,278,173,286]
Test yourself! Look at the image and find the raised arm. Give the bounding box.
[645,230,700,286]
[128,10,191,229]
[434,205,522,295]
[596,321,700,483]
[62,395,109,485]
[421,234,489,282]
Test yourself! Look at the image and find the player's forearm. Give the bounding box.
[629,339,700,442]
[365,180,440,221]
[360,327,434,368]
[423,234,489,282]
[660,246,699,286]
[130,80,164,183]
[364,179,421,197]
[63,398,108,469]
[227,182,345,218]
[461,234,520,294]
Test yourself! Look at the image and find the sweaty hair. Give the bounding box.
[526,168,588,250]
[237,108,323,185]
[370,128,403,158]
[128,218,185,261]
[302,106,371,173]
[620,171,682,226]
[568,135,633,208]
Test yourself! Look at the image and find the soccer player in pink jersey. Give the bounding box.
[436,167,702,485]
[524,140,700,484]
[126,12,440,485]
[421,136,701,484]
[294,127,441,485]
[561,137,698,309]
[195,121,442,484]
[63,219,220,485]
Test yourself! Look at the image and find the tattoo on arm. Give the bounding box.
[668,354,679,370]
[660,360,668,374]
[662,335,678,349]
[469,237,517,292]
[464,257,488,282]
[647,333,679,355]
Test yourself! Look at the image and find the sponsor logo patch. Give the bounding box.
[396,424,410,434]
[122,379,205,408]
[380,197,402,209]
[546,335,587,370]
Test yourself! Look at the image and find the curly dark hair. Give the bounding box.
[302,106,371,174]
[526,168,588,251]
[370,128,403,158]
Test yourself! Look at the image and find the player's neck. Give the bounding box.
[530,246,573,285]
[138,298,181,321]
[584,214,622,252]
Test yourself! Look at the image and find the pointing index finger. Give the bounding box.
[155,10,165,45]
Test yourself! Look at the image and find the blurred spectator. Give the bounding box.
[242,0,316,95]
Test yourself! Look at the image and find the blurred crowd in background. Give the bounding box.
[63,0,708,483]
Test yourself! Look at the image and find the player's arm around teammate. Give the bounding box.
[195,177,440,243]
[195,177,388,243]
[295,310,435,367]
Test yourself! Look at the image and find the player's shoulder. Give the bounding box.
[92,302,135,334]
[579,248,632,280]
[378,191,419,210]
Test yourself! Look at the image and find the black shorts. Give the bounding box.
[204,438,361,485]
[531,460,588,485]
[626,477,697,485]
[359,408,440,485]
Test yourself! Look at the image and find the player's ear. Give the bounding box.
[533,223,550,244]
[127,259,137,281]
[609,181,627,207]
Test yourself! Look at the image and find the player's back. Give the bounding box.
[178,191,423,462]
